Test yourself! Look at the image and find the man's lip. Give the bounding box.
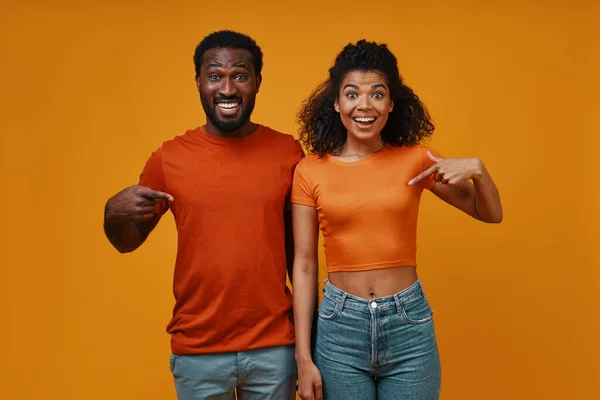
[215,101,242,115]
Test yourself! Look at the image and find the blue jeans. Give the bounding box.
[314,280,441,400]
[170,345,297,400]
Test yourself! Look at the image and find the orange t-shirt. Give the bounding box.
[290,144,440,272]
[139,125,303,354]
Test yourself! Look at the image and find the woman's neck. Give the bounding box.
[337,136,384,159]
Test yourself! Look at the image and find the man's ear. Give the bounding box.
[256,74,262,93]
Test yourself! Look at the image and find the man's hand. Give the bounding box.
[105,185,173,223]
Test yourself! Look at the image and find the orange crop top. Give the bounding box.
[290,144,441,272]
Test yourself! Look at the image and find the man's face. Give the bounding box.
[196,47,261,133]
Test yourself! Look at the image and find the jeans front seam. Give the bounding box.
[378,315,389,366]
[370,307,377,369]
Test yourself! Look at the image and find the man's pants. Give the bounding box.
[170,345,297,400]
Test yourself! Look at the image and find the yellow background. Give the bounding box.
[1,0,598,399]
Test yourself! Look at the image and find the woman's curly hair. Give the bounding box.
[298,40,434,157]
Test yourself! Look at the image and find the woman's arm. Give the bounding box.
[409,151,503,223]
[292,203,323,400]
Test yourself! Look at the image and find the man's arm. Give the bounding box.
[104,213,160,254]
[103,185,173,253]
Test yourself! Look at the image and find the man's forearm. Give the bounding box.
[103,217,144,253]
[103,204,160,253]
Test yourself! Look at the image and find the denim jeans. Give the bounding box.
[170,345,297,400]
[314,279,441,400]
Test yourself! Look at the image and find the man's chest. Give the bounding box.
[163,152,293,211]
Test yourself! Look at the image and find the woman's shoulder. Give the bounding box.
[294,153,333,184]
[385,143,439,159]
[386,143,429,152]
[297,153,329,168]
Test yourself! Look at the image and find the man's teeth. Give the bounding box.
[354,117,375,123]
[217,102,239,109]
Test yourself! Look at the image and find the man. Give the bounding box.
[103,30,303,400]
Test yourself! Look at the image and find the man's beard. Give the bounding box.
[200,93,256,133]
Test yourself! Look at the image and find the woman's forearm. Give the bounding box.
[293,258,319,362]
[473,164,503,223]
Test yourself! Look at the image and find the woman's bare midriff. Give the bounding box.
[328,266,418,299]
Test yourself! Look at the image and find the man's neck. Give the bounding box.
[205,121,259,138]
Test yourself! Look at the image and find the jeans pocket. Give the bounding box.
[318,296,339,320]
[169,353,176,373]
[400,295,433,324]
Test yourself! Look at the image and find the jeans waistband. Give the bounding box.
[322,279,426,313]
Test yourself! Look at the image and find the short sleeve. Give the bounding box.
[138,147,170,215]
[292,139,306,164]
[417,145,444,190]
[284,139,306,212]
[290,160,316,207]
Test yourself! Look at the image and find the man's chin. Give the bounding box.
[214,118,247,132]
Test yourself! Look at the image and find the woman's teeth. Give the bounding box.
[354,117,375,123]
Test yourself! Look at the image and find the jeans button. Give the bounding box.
[370,301,378,309]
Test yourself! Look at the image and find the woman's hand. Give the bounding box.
[297,359,323,400]
[409,151,483,186]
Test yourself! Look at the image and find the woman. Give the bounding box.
[291,40,502,400]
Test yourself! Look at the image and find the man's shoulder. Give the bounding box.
[161,127,200,148]
[258,125,304,159]
[259,125,297,145]
[144,128,202,161]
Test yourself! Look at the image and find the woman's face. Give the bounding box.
[334,70,394,143]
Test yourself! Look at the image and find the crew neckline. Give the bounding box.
[325,145,390,166]
[194,124,266,145]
